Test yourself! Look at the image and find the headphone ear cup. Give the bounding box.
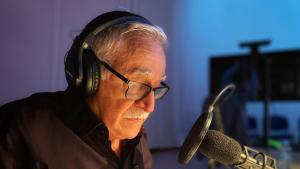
[64,50,78,88]
[82,49,101,95]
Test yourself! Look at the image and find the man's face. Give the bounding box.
[91,39,166,140]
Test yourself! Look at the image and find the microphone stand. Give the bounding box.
[240,40,271,149]
[209,40,271,169]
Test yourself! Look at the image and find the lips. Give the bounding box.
[125,118,145,122]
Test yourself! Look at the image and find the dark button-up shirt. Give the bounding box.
[0,90,152,169]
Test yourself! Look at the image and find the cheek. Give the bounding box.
[102,99,135,124]
[98,80,140,131]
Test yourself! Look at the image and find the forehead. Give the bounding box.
[115,41,166,80]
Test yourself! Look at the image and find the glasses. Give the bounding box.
[98,60,170,101]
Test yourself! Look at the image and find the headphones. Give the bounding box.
[64,11,152,95]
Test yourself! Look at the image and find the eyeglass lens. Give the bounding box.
[125,82,168,100]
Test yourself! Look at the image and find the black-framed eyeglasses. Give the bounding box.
[99,60,170,101]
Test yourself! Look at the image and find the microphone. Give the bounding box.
[199,130,277,169]
[178,84,236,164]
[177,83,277,168]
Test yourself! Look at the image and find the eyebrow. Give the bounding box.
[128,68,167,81]
[160,75,167,81]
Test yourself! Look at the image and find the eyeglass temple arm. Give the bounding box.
[98,60,130,84]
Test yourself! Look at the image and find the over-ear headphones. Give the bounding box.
[64,11,152,95]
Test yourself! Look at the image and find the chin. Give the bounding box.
[123,129,141,139]
[125,135,138,139]
[120,121,143,139]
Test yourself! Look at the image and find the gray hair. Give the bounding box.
[91,22,167,80]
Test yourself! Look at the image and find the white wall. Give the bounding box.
[1,0,55,103]
[0,0,178,148]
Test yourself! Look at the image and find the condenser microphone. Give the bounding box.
[199,130,277,169]
[178,84,236,164]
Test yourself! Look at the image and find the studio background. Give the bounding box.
[1,0,300,150]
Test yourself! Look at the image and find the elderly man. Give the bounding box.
[0,11,169,169]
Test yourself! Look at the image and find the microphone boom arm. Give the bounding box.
[236,146,277,169]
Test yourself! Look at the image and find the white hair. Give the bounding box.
[91,22,167,80]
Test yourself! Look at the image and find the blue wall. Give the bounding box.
[172,0,300,142]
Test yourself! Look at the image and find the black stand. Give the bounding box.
[240,39,271,149]
[207,40,271,169]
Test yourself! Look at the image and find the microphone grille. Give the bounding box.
[198,130,243,165]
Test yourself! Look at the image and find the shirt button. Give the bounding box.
[133,164,139,169]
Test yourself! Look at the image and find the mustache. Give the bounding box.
[123,108,150,120]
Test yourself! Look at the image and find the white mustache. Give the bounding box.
[123,108,150,120]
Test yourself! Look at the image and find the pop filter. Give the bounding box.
[178,84,236,164]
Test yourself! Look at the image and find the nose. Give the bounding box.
[135,91,155,113]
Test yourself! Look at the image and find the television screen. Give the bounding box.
[209,49,300,100]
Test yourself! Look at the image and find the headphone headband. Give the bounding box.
[77,15,152,87]
[65,11,152,95]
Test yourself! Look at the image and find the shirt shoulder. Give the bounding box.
[0,91,66,139]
